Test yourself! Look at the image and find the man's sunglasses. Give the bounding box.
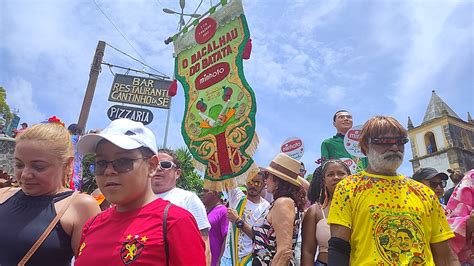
[247,180,263,187]
[94,157,147,175]
[369,137,409,145]
[429,180,447,189]
[159,161,176,170]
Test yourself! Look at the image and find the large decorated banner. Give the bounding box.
[173,0,257,190]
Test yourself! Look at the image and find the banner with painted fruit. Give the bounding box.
[173,0,257,190]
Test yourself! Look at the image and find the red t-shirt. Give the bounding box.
[75,198,206,265]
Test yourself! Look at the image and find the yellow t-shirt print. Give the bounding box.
[327,171,454,265]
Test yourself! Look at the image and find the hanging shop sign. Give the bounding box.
[108,74,172,109]
[107,105,154,125]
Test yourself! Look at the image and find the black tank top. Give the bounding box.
[0,190,74,266]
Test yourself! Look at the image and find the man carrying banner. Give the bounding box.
[223,168,270,265]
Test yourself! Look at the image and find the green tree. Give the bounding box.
[0,87,13,123]
[306,173,313,183]
[81,154,97,194]
[176,147,204,194]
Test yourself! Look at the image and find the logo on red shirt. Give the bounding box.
[121,234,148,264]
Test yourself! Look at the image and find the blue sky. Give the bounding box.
[2,0,473,176]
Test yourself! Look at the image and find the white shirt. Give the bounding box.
[222,188,270,258]
[156,187,211,231]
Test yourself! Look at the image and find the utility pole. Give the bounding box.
[78,40,106,132]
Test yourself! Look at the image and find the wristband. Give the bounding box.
[236,219,244,229]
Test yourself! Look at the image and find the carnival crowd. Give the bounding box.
[0,110,472,266]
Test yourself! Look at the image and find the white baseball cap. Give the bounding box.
[77,118,157,155]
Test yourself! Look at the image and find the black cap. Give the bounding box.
[21,122,28,126]
[412,167,448,182]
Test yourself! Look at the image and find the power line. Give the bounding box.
[105,42,170,79]
[184,0,204,29]
[92,0,169,78]
[102,61,169,80]
[156,0,164,8]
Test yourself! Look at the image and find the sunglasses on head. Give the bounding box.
[429,180,447,189]
[159,161,176,170]
[369,137,409,145]
[247,180,263,187]
[94,157,147,175]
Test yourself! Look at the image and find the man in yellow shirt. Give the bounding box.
[327,116,459,265]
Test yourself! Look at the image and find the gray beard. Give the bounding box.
[368,148,404,174]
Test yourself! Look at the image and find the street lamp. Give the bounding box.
[163,0,201,30]
[162,0,200,147]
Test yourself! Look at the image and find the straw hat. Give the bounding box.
[265,153,301,187]
[246,166,266,183]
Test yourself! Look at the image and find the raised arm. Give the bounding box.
[227,208,254,239]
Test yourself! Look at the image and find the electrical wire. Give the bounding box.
[92,0,170,79]
[93,0,145,62]
[102,62,169,80]
[184,0,204,29]
[108,65,115,76]
[105,43,170,79]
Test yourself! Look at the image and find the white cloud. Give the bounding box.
[289,0,343,33]
[1,0,472,179]
[369,1,472,118]
[322,85,347,106]
[6,78,45,123]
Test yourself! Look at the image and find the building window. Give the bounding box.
[424,132,438,154]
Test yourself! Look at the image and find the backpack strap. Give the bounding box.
[18,191,79,266]
[163,202,172,266]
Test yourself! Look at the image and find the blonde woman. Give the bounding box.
[0,118,100,265]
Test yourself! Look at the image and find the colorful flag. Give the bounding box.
[173,0,257,190]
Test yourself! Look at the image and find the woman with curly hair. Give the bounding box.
[301,160,351,266]
[236,153,306,265]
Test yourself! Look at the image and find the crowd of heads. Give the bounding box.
[7,114,464,203]
[3,111,472,265]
